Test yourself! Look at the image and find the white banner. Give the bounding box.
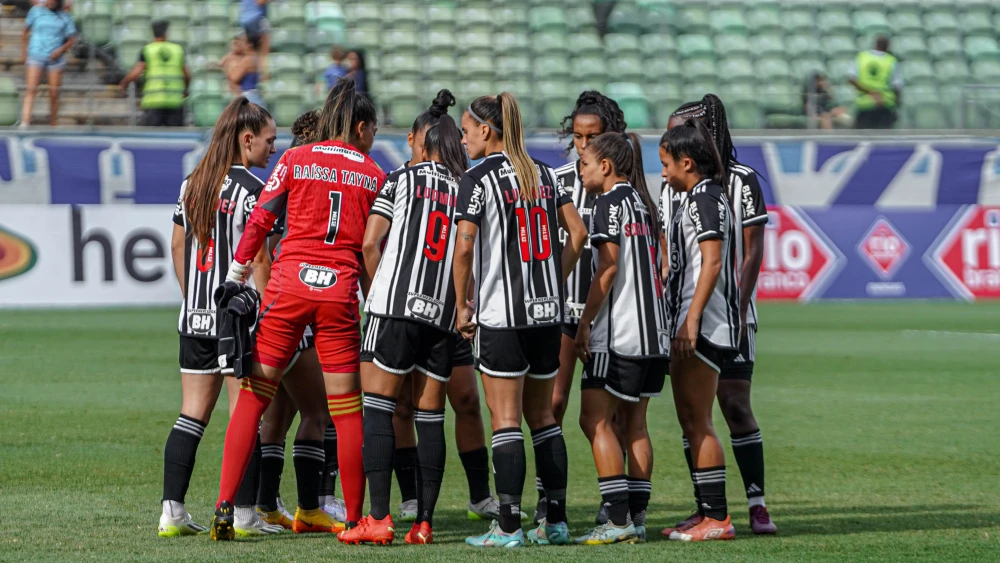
[0,205,181,306]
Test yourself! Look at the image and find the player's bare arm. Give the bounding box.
[575,241,618,363]
[557,203,587,284]
[739,224,765,327]
[675,238,722,359]
[360,214,391,298]
[452,223,478,340]
[170,223,186,295]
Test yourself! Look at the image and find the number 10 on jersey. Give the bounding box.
[515,206,552,262]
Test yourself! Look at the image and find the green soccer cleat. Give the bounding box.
[465,520,525,548]
[574,521,638,545]
[526,518,570,545]
[210,501,236,541]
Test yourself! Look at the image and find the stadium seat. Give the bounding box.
[972,60,1000,82]
[785,35,823,60]
[271,28,306,55]
[928,36,965,62]
[345,24,380,52]
[749,34,786,58]
[643,57,682,83]
[677,35,714,60]
[935,61,971,85]
[115,26,150,64]
[682,80,721,103]
[648,82,684,127]
[852,10,890,36]
[381,29,420,55]
[570,33,604,58]
[816,10,853,35]
[494,79,534,107]
[454,79,496,111]
[460,54,497,81]
[199,2,230,28]
[714,35,750,59]
[269,53,305,84]
[493,6,530,32]
[958,10,995,38]
[686,59,719,81]
[422,30,455,54]
[964,37,1000,62]
[495,55,531,79]
[605,34,641,59]
[344,3,381,25]
[0,77,19,126]
[709,9,747,35]
[190,26,228,58]
[792,59,826,79]
[528,7,567,34]
[571,56,608,83]
[310,28,346,53]
[607,82,651,128]
[151,2,189,32]
[755,58,794,85]
[494,31,532,56]
[606,5,645,35]
[426,4,456,32]
[822,35,858,59]
[758,83,801,115]
[745,8,783,35]
[382,4,421,31]
[888,10,923,34]
[455,30,494,57]
[457,6,492,30]
[826,58,855,82]
[718,58,755,84]
[676,5,711,34]
[190,92,226,127]
[190,76,225,97]
[726,100,763,129]
[565,6,597,29]
[892,35,930,62]
[304,52,330,82]
[114,1,148,27]
[615,56,645,83]
[902,60,936,86]
[77,0,114,46]
[639,34,676,59]
[923,12,960,35]
[780,9,814,35]
[272,1,307,30]
[381,53,421,80]
[532,54,571,80]
[906,102,949,129]
[531,33,570,57]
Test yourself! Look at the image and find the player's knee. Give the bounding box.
[523,405,555,431]
[720,398,756,434]
[393,399,414,423]
[450,387,481,420]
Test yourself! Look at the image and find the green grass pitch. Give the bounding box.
[1,302,999,562]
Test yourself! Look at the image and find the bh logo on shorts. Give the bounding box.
[527,298,559,322]
[187,309,215,334]
[298,264,337,289]
[406,294,444,323]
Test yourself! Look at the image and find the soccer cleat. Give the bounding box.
[574,521,638,545]
[234,506,284,537]
[337,514,395,545]
[293,506,345,534]
[404,521,433,545]
[465,520,525,548]
[158,510,207,537]
[669,515,735,542]
[323,496,348,523]
[398,499,418,523]
[257,499,294,530]
[750,505,777,535]
[526,518,570,545]
[661,512,703,537]
[532,496,547,525]
[595,501,610,525]
[633,524,647,543]
[468,496,528,522]
[210,501,236,541]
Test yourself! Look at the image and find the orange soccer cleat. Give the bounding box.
[661,512,702,537]
[668,515,735,542]
[404,521,433,545]
[292,507,345,534]
[337,515,395,546]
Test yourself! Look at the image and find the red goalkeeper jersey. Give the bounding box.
[235,140,386,303]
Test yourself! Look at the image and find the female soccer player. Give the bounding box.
[454,93,587,548]
[660,95,776,536]
[337,90,469,546]
[661,118,740,541]
[573,132,667,545]
[210,77,384,541]
[390,92,507,525]
[161,97,278,538]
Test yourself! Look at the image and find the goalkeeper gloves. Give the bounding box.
[227,259,252,284]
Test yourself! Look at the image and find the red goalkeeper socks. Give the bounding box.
[216,376,277,507]
[328,390,364,522]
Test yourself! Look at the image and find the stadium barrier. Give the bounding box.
[1,132,998,305]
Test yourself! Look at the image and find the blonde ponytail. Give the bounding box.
[498,92,539,202]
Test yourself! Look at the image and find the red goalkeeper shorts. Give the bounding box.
[254,277,361,373]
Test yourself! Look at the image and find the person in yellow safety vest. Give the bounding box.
[848,35,903,129]
[119,20,191,127]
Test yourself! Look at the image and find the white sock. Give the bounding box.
[162,500,185,518]
[234,505,257,527]
[748,496,766,508]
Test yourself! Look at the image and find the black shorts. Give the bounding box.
[693,335,739,374]
[453,334,474,367]
[361,316,456,382]
[179,335,225,375]
[143,107,185,127]
[583,350,668,402]
[286,326,316,371]
[855,107,897,129]
[720,326,755,381]
[475,325,561,379]
[561,323,578,339]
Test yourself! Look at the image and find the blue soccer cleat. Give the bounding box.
[465,520,525,548]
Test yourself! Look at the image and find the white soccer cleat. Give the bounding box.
[158,510,207,537]
[398,499,418,522]
[234,505,284,537]
[322,496,348,522]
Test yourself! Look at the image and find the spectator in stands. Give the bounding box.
[849,35,902,129]
[344,50,368,99]
[240,0,270,79]
[118,20,191,127]
[323,46,346,91]
[34,0,72,11]
[220,34,264,109]
[804,72,849,130]
[20,0,76,127]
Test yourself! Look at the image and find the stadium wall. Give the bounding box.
[0,132,998,306]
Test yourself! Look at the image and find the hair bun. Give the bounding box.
[428,89,455,118]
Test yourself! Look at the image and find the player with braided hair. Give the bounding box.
[660,94,776,538]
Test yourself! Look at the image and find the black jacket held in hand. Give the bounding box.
[213,280,260,379]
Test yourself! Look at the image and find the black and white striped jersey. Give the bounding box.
[365,161,460,331]
[589,183,669,358]
[666,179,740,350]
[554,161,596,325]
[456,153,572,329]
[172,165,264,338]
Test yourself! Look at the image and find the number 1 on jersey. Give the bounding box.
[514,206,552,262]
[325,191,342,245]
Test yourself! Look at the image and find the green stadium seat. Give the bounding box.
[0,77,19,126]
[785,35,823,60]
[852,10,890,36]
[643,57,682,83]
[151,2,189,30]
[888,10,923,34]
[387,95,424,128]
[310,28,346,52]
[571,56,607,82]
[187,26,228,55]
[605,34,641,58]
[935,61,971,85]
[494,79,534,106]
[494,31,532,55]
[780,9,814,35]
[272,2,306,30]
[77,0,115,46]
[607,82,651,129]
[459,54,497,81]
[639,34,676,59]
[718,58,755,83]
[190,76,225,97]
[792,58,826,78]
[972,60,1000,81]
[826,58,855,82]
[902,60,936,86]
[750,34,785,57]
[528,7,567,34]
[190,93,226,127]
[531,33,571,57]
[616,57,645,82]
[676,6,711,34]
[271,28,306,54]
[115,26,149,64]
[714,35,750,58]
[382,4,421,30]
[454,79,496,110]
[709,10,747,36]
[375,77,418,103]
[455,30,494,57]
[686,59,719,81]
[200,2,230,28]
[758,83,801,115]
[727,100,763,129]
[570,33,604,57]
[822,35,857,59]
[345,24,380,52]
[927,36,964,62]
[426,4,456,32]
[755,58,794,84]
[923,12,960,35]
[677,35,714,60]
[268,53,304,84]
[382,29,420,55]
[745,8,783,35]
[964,37,1000,62]
[424,53,458,77]
[891,35,929,62]
[493,7,529,31]
[958,11,995,37]
[607,6,644,35]
[381,53,421,80]
[648,82,684,127]
[907,102,949,129]
[816,10,853,35]
[565,6,597,28]
[423,30,455,53]
[457,6,492,29]
[313,3,346,33]
[304,52,330,82]
[496,55,532,79]
[344,3,381,25]
[682,80,721,103]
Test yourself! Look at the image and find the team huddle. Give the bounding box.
[162,76,775,548]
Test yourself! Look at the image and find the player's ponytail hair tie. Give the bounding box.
[468,105,501,134]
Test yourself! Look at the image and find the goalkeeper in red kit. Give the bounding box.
[210,78,385,541]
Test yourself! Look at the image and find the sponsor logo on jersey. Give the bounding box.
[467,182,485,216]
[687,200,704,232]
[564,302,584,320]
[243,193,257,215]
[417,167,458,186]
[298,263,338,289]
[0,226,38,282]
[187,308,215,333]
[265,162,286,192]
[312,144,365,162]
[758,206,843,301]
[858,217,910,280]
[927,206,1000,300]
[196,239,215,273]
[406,293,444,322]
[658,330,671,353]
[526,297,560,322]
[608,204,620,236]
